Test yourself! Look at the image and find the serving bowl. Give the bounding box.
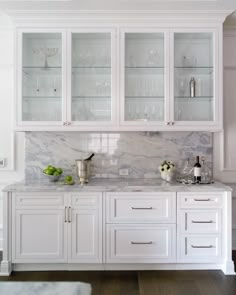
[43,172,61,182]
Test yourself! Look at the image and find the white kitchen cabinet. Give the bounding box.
[11,192,102,264]
[68,193,102,263]
[177,192,224,263]
[106,224,176,263]
[17,29,66,126]
[15,24,223,131]
[13,209,67,263]
[2,185,234,275]
[120,29,168,128]
[106,192,176,223]
[12,192,67,263]
[172,29,219,129]
[16,28,116,129]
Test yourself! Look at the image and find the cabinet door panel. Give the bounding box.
[70,32,113,123]
[20,32,64,124]
[174,32,215,122]
[121,31,167,125]
[69,209,102,263]
[13,209,67,263]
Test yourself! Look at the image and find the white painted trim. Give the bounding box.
[11,262,234,274]
[5,10,232,26]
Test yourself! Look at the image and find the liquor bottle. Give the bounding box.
[193,156,201,183]
[190,77,196,98]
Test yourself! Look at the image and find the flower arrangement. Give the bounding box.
[159,160,176,182]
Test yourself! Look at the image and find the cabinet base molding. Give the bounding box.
[0,260,12,276]
[10,262,235,275]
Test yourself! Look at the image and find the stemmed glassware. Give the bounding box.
[33,47,58,68]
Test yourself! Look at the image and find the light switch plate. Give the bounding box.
[119,169,129,176]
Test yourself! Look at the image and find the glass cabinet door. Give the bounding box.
[21,32,63,122]
[174,32,214,122]
[71,33,112,122]
[123,32,165,123]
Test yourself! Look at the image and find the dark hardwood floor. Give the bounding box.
[0,270,236,295]
[0,252,235,295]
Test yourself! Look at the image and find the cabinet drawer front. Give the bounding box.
[181,210,221,233]
[15,193,65,208]
[106,192,176,223]
[70,193,101,208]
[107,224,176,263]
[180,235,221,262]
[179,192,223,208]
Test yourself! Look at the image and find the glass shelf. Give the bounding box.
[175,66,213,69]
[72,66,111,69]
[175,97,214,103]
[125,96,164,100]
[125,66,164,69]
[23,96,61,99]
[72,96,111,100]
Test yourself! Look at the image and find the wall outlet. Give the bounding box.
[0,158,6,168]
[119,168,129,176]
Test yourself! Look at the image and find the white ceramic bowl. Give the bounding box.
[43,172,61,182]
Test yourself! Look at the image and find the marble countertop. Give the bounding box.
[2,178,233,193]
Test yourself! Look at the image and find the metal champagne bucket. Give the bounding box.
[74,154,94,184]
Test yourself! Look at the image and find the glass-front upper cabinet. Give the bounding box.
[69,31,114,124]
[19,31,64,124]
[121,31,167,125]
[173,31,216,123]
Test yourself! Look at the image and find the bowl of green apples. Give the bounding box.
[43,165,63,182]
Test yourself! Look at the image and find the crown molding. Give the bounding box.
[2,9,233,26]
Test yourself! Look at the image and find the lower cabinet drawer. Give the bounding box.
[180,210,221,233]
[106,224,176,263]
[179,235,221,262]
[106,192,176,223]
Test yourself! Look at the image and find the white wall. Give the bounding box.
[0,13,24,249]
[0,13,24,184]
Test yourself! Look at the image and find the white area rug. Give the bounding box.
[0,282,92,295]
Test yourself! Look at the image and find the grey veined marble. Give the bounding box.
[25,131,212,180]
[0,282,92,295]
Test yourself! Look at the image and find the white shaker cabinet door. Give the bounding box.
[12,209,67,263]
[68,209,102,263]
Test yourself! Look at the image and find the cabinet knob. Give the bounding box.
[171,122,175,126]
[166,122,170,126]
[63,122,66,126]
[67,122,71,126]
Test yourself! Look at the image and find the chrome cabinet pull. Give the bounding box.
[68,206,72,223]
[194,198,211,202]
[64,206,67,223]
[131,207,153,210]
[131,241,153,245]
[192,220,213,224]
[191,245,214,249]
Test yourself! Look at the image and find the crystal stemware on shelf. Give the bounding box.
[32,47,59,68]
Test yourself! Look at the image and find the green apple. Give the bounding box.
[56,168,63,175]
[65,175,73,182]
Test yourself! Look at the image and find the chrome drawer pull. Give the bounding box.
[131,207,153,210]
[194,198,211,202]
[191,245,214,249]
[192,220,213,224]
[64,206,67,223]
[131,241,153,245]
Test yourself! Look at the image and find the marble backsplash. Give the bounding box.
[25,132,213,180]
